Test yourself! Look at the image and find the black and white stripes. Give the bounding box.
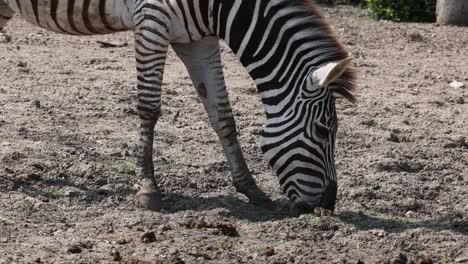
[1,0,356,214]
[2,0,134,34]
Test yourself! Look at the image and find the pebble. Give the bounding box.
[455,257,468,263]
[387,252,407,264]
[262,246,275,257]
[17,61,27,68]
[456,97,465,104]
[314,207,333,217]
[414,255,433,264]
[166,256,184,264]
[387,132,400,143]
[141,231,156,243]
[369,229,387,238]
[405,210,416,218]
[168,247,179,255]
[110,249,122,261]
[409,32,424,42]
[67,245,82,254]
[0,33,11,43]
[449,81,465,89]
[33,100,41,108]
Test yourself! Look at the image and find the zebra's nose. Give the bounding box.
[290,200,315,216]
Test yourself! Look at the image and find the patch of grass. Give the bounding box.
[131,211,144,223]
[40,212,49,221]
[46,187,67,197]
[111,162,136,176]
[156,158,177,172]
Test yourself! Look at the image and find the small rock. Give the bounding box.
[414,255,433,264]
[444,137,467,149]
[110,152,122,157]
[408,32,424,42]
[387,252,407,264]
[194,219,208,229]
[213,222,239,237]
[0,33,11,43]
[455,257,468,263]
[387,132,400,143]
[168,247,179,255]
[67,245,82,254]
[79,240,93,249]
[33,100,41,108]
[456,97,465,104]
[17,61,27,68]
[314,207,333,217]
[141,231,156,243]
[369,229,387,238]
[156,224,171,234]
[262,246,275,257]
[449,81,465,89]
[64,190,75,197]
[26,173,41,181]
[405,211,416,218]
[116,238,130,245]
[361,119,377,127]
[166,256,185,264]
[110,249,122,261]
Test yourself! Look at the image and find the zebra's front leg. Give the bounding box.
[172,37,273,208]
[132,21,170,211]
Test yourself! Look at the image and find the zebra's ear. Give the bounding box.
[313,58,353,88]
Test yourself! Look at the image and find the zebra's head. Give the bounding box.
[260,58,354,215]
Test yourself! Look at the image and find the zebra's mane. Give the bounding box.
[296,0,357,103]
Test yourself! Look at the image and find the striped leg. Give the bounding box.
[132,15,170,211]
[172,37,272,208]
[0,0,14,30]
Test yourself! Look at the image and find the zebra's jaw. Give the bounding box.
[311,58,353,88]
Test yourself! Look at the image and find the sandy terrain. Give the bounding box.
[0,5,467,264]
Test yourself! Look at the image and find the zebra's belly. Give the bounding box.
[4,0,130,35]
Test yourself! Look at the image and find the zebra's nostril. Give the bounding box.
[290,200,315,216]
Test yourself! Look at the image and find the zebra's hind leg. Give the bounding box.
[0,0,15,31]
[172,37,273,209]
[132,20,170,211]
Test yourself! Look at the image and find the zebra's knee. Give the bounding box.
[210,117,237,142]
[137,106,161,126]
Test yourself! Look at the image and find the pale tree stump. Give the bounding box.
[437,0,468,26]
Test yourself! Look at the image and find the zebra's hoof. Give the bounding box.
[135,189,162,211]
[245,189,275,210]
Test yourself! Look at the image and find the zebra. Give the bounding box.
[0,0,356,215]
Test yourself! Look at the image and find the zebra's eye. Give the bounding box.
[315,122,330,139]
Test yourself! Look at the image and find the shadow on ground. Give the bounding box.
[337,210,468,235]
[161,192,291,222]
[4,176,467,236]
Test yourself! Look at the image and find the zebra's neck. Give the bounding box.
[5,0,135,34]
[210,0,348,119]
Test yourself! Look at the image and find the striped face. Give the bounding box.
[260,59,352,215]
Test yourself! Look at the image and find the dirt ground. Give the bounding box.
[0,5,467,264]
